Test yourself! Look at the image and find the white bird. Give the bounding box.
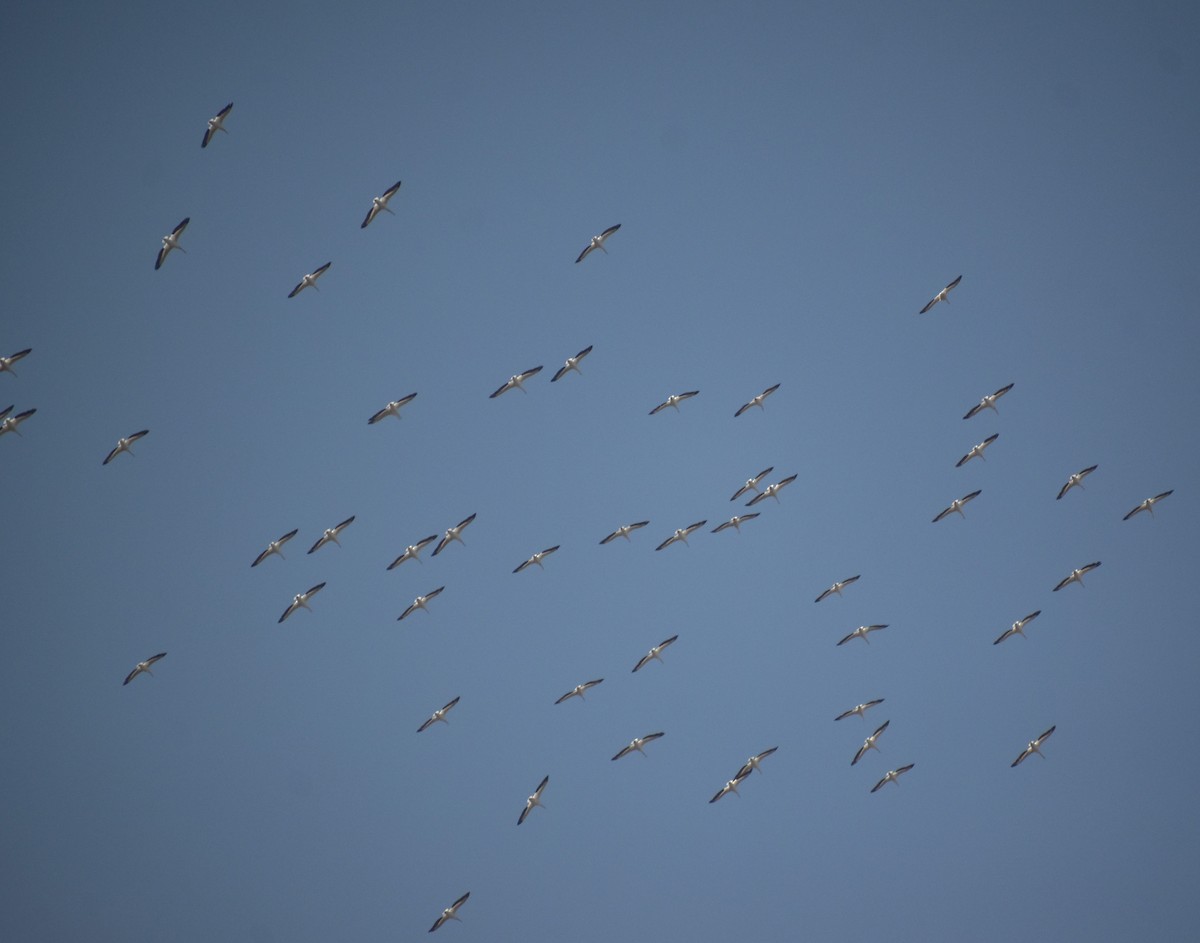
[123,652,167,686]
[1124,490,1174,521]
[0,405,36,438]
[514,546,560,574]
[837,624,889,646]
[490,366,543,398]
[551,345,593,382]
[649,391,699,415]
[932,489,982,522]
[919,274,962,313]
[555,678,604,704]
[433,513,476,556]
[1011,725,1056,767]
[575,223,620,263]
[399,586,445,621]
[251,528,299,567]
[307,516,355,554]
[418,696,460,733]
[201,102,232,148]
[815,575,861,603]
[1053,561,1101,592]
[518,775,549,825]
[278,582,326,623]
[368,392,417,424]
[288,262,331,298]
[710,772,750,803]
[599,520,650,545]
[993,610,1042,645]
[632,634,679,672]
[851,720,890,766]
[0,348,32,377]
[612,731,665,760]
[361,180,402,228]
[735,746,779,778]
[1057,465,1098,500]
[871,763,915,792]
[102,430,149,465]
[730,467,774,502]
[387,535,439,570]
[429,891,469,932]
[734,383,780,417]
[835,698,885,721]
[655,521,707,551]
[963,383,1014,420]
[155,218,189,270]
[711,513,759,534]
[956,433,999,467]
[746,474,797,506]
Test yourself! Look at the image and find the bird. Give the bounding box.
[307,516,355,554]
[361,180,402,228]
[655,521,707,550]
[1124,490,1174,520]
[730,467,774,502]
[932,489,982,522]
[575,223,620,263]
[851,720,890,766]
[649,391,699,415]
[835,699,885,721]
[155,218,189,270]
[513,546,560,573]
[993,610,1042,645]
[123,652,167,686]
[288,262,331,298]
[201,102,232,148]
[599,521,650,544]
[612,732,665,760]
[398,586,445,621]
[432,514,476,556]
[555,679,604,704]
[746,474,797,507]
[815,575,861,603]
[518,775,549,825]
[734,383,781,417]
[0,348,32,377]
[837,624,889,646]
[417,696,460,732]
[963,383,1014,420]
[551,345,593,382]
[490,366,543,398]
[870,764,915,792]
[1057,465,1098,500]
[1053,562,1101,592]
[251,528,299,567]
[387,535,439,569]
[956,433,999,467]
[710,772,750,803]
[711,513,759,534]
[102,430,149,465]
[368,392,417,424]
[735,746,779,778]
[0,406,36,438]
[278,582,326,623]
[429,891,469,932]
[632,635,679,672]
[1011,726,1056,767]
[918,275,963,313]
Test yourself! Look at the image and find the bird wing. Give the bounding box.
[361,204,380,228]
[642,732,665,743]
[836,631,857,646]
[932,506,953,523]
[155,244,169,270]
[611,744,634,760]
[1036,725,1056,744]
[551,364,569,382]
[306,535,327,554]
[554,689,576,705]
[712,520,735,533]
[632,652,653,672]
[993,628,1015,645]
[513,559,532,574]
[278,600,299,623]
[851,743,869,766]
[575,243,595,264]
[518,803,532,825]
[734,401,753,417]
[654,535,677,551]
[102,445,121,465]
[600,223,621,239]
[649,400,669,415]
[1011,746,1033,767]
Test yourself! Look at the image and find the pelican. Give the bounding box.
[919,274,962,313]
[815,575,861,603]
[612,731,665,760]
[551,345,593,382]
[956,433,999,467]
[851,720,890,766]
[251,528,299,567]
[288,262,331,298]
[123,652,167,685]
[1053,561,1101,592]
[368,392,417,424]
[963,383,1014,420]
[417,696,460,732]
[835,698,885,721]
[0,348,31,377]
[555,678,604,704]
[632,634,678,672]
[735,746,779,778]
[0,406,36,438]
[993,610,1042,645]
[201,102,232,148]
[746,474,797,506]
[870,763,915,792]
[432,513,476,556]
[513,546,560,573]
[307,516,355,554]
[490,366,543,398]
[399,586,445,621]
[155,217,189,270]
[575,223,620,263]
[1011,725,1056,767]
[730,467,774,502]
[710,772,750,803]
[518,775,549,825]
[711,513,759,534]
[655,521,706,551]
[102,430,149,465]
[361,180,402,228]
[734,383,781,418]
[387,535,439,569]
[599,521,650,544]
[1124,490,1174,520]
[278,582,326,623]
[932,489,982,522]
[1057,465,1098,500]
[649,391,699,415]
[429,892,469,932]
[837,624,889,646]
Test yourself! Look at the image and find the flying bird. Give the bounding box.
[851,720,890,766]
[632,634,679,672]
[490,366,543,398]
[278,582,326,623]
[932,490,982,522]
[956,433,999,467]
[307,516,355,554]
[918,274,962,313]
[102,430,149,465]
[711,513,759,534]
[599,521,650,544]
[815,575,861,603]
[432,514,476,556]
[551,345,593,382]
[655,521,707,550]
[387,535,439,569]
[612,732,665,760]
[361,180,402,228]
[734,383,781,417]
[575,223,621,263]
[251,528,299,567]
[1011,726,1056,767]
[730,467,774,502]
[710,772,750,803]
[555,679,604,704]
[649,391,699,415]
[963,383,1014,420]
[0,348,32,377]
[1123,490,1174,520]
[518,775,549,825]
[835,699,885,721]
[1053,562,1101,592]
[155,217,189,270]
[1057,465,1098,500]
[429,891,469,932]
[513,546,560,573]
[837,624,889,646]
[398,586,445,621]
[746,474,797,506]
[201,102,232,148]
[871,764,915,792]
[368,392,417,424]
[993,610,1042,645]
[0,406,36,438]
[123,652,167,686]
[735,746,779,778]
[418,696,460,732]
[288,262,331,298]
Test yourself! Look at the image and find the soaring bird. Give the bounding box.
[956,433,999,467]
[155,218,189,270]
[711,513,759,534]
[735,383,781,417]
[835,699,885,721]
[398,586,445,621]
[993,610,1042,645]
[251,528,299,567]
[288,262,331,298]
[730,467,774,502]
[278,583,326,623]
[1011,726,1056,767]
[555,679,604,704]
[932,490,981,522]
[102,430,149,465]
[490,366,543,398]
[361,180,402,228]
[387,535,439,569]
[837,624,889,646]
[1057,465,1098,500]
[1124,490,1174,520]
[963,383,1014,420]
[655,521,707,550]
[0,348,32,377]
[518,775,549,825]
[575,223,620,263]
[368,392,417,424]
[123,652,167,686]
[307,516,355,554]
[0,406,36,438]
[612,732,665,760]
[851,720,890,766]
[1053,562,1101,591]
[433,514,476,556]
[418,696,460,733]
[746,474,797,507]
[632,635,679,672]
[919,275,962,313]
[599,521,650,544]
[513,546,560,573]
[815,575,860,603]
[429,892,469,932]
[870,764,915,792]
[710,772,750,803]
[201,102,232,148]
[735,746,779,778]
[649,391,699,415]
[551,345,593,382]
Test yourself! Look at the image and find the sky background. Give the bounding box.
[2,1,1198,940]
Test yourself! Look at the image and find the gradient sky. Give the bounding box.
[3,2,1198,941]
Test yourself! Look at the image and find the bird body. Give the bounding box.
[852,721,890,766]
[368,392,417,424]
[0,406,36,438]
[956,433,999,467]
[399,586,445,621]
[735,383,780,417]
[735,746,779,778]
[514,546,560,573]
[490,366,543,398]
[361,180,401,228]
[655,521,706,551]
[288,262,331,298]
[251,528,299,566]
[1053,562,1101,591]
[612,732,665,760]
[278,582,326,623]
[308,516,355,554]
[555,679,603,704]
[919,275,962,313]
[1124,490,1173,520]
[388,535,439,569]
[649,391,699,415]
[993,610,1042,645]
[710,773,749,803]
[1057,465,1098,500]
[575,224,620,263]
[837,624,889,646]
[155,218,189,270]
[551,345,593,382]
[730,467,774,502]
[871,764,915,792]
[835,699,885,721]
[816,575,861,603]
[518,775,549,824]
[600,521,650,544]
[712,513,759,534]
[633,635,678,672]
[0,348,32,377]
[746,474,797,506]
[1012,726,1056,766]
[433,514,476,556]
[963,383,1014,420]
[102,430,149,465]
[123,652,167,685]
[201,102,232,148]
[933,490,981,522]
[429,892,469,932]
[418,696,460,732]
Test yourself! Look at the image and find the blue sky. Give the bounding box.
[2,2,1198,940]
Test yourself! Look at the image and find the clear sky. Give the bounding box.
[3,2,1198,940]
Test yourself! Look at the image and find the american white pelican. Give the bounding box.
[278,582,326,623]
[963,383,1014,420]
[433,513,476,556]
[1124,490,1174,520]
[102,430,149,465]
[851,720,890,766]
[993,610,1042,645]
[746,474,797,506]
[288,262,331,298]
[649,391,699,415]
[0,406,36,438]
[711,513,759,534]
[551,345,593,382]
[632,634,678,672]
[201,102,232,148]
[429,891,469,932]
[155,218,189,270]
[710,772,750,803]
[956,433,999,467]
[837,624,889,646]
[599,521,650,544]
[361,180,402,228]
[1011,725,1056,767]
[513,546,560,573]
[932,489,981,522]
[387,535,439,569]
[815,575,861,603]
[1057,465,1098,500]
[490,366,543,398]
[734,383,781,417]
[251,528,299,567]
[834,698,885,721]
[368,392,417,424]
[1052,561,1100,592]
[518,775,548,825]
[735,746,779,778]
[655,521,707,551]
[555,678,604,704]
[575,223,620,263]
[730,467,774,502]
[418,696,460,733]
[919,274,962,314]
[399,586,445,621]
[612,731,665,760]
[0,348,32,377]
[871,763,915,792]
[123,652,167,685]
[307,516,355,554]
